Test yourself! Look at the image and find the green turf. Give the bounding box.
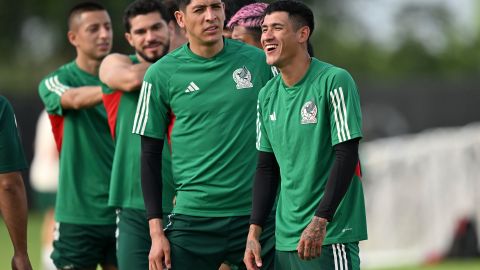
[0,212,42,269]
[367,260,480,270]
[1,213,480,269]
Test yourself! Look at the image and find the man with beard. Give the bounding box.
[99,1,182,269]
[38,2,117,270]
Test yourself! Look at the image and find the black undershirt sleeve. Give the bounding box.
[315,138,360,221]
[140,135,164,220]
[250,151,280,227]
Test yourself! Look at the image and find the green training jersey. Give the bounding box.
[38,61,115,225]
[257,58,367,250]
[103,54,174,212]
[133,39,273,217]
[0,96,28,173]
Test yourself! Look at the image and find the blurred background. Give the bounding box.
[1,0,480,269]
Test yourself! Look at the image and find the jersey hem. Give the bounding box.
[275,234,368,251]
[0,164,28,173]
[173,208,252,217]
[55,215,116,225]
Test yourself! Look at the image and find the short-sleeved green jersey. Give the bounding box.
[38,61,115,225]
[257,58,367,250]
[133,39,273,217]
[103,55,174,212]
[0,96,28,173]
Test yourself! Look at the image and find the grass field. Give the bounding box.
[1,212,480,269]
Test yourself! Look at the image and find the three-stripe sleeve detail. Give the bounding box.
[330,87,351,143]
[256,100,262,150]
[44,75,70,96]
[133,81,152,135]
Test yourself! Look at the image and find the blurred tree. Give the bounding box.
[1,0,479,95]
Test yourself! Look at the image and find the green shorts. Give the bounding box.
[34,191,56,212]
[275,242,360,270]
[51,222,117,269]
[116,208,173,270]
[166,212,275,270]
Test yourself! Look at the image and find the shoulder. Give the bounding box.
[258,75,282,103]
[40,62,75,85]
[226,39,266,62]
[0,96,15,124]
[0,96,12,114]
[311,59,354,84]
[145,48,185,79]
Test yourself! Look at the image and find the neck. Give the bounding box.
[189,38,224,58]
[279,51,311,87]
[75,54,101,75]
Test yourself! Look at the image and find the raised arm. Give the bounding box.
[99,53,150,92]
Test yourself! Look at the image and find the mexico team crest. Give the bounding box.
[301,101,317,124]
[233,66,253,89]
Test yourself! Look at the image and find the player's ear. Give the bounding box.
[125,32,134,47]
[67,30,77,47]
[175,10,186,29]
[297,25,310,44]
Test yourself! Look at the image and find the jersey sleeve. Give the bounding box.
[256,91,273,153]
[326,68,363,146]
[38,72,72,116]
[132,65,170,139]
[0,97,28,173]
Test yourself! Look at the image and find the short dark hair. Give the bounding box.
[123,0,170,33]
[162,0,180,23]
[264,0,314,38]
[175,0,192,11]
[68,2,106,30]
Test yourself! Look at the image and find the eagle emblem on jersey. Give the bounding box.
[233,66,253,89]
[301,101,318,124]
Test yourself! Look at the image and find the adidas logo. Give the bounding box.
[185,82,200,93]
[270,112,276,121]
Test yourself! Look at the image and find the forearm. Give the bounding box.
[61,86,102,109]
[250,151,280,227]
[141,136,164,220]
[99,53,149,92]
[0,172,29,254]
[315,139,359,221]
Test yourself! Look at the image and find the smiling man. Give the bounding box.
[38,2,117,270]
[244,1,368,270]
[132,0,276,269]
[99,1,177,269]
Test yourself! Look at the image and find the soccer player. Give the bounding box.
[226,2,267,49]
[244,1,368,270]
[0,96,32,270]
[38,2,117,270]
[99,0,177,269]
[133,0,275,269]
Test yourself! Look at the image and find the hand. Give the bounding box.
[297,216,327,260]
[149,232,171,270]
[11,252,32,270]
[243,224,263,270]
